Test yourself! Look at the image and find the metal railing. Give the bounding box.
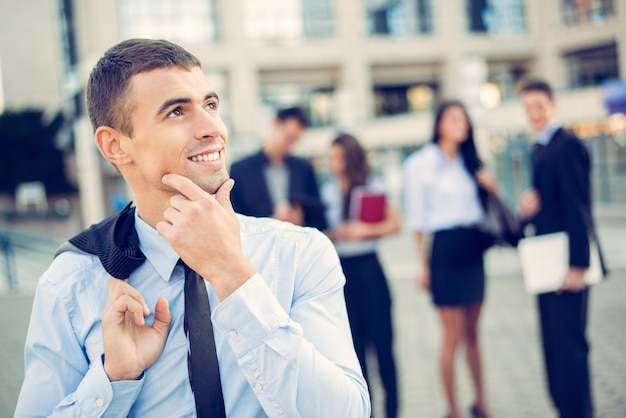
[0,228,61,293]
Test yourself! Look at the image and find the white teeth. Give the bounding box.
[190,151,220,162]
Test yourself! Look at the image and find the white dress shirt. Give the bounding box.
[15,212,370,417]
[403,143,484,233]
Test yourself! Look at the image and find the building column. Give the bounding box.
[528,0,564,88]
[617,2,626,80]
[334,0,373,128]
[337,58,372,129]
[218,0,262,154]
[434,0,466,98]
[218,0,243,44]
[73,0,121,226]
[228,64,260,140]
[74,117,106,226]
[0,57,4,113]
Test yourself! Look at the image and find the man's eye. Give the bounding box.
[206,100,219,110]
[167,108,182,118]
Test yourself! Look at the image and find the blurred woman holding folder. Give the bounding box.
[321,133,401,418]
[403,101,496,418]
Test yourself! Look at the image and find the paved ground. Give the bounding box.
[1,213,625,417]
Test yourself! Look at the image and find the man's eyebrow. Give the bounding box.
[157,97,191,116]
[156,92,220,116]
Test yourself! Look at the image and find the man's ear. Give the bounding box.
[95,126,132,166]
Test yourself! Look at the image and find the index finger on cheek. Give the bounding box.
[162,173,205,202]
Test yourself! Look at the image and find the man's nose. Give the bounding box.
[194,108,223,140]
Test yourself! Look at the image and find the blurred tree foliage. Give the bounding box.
[0,109,77,196]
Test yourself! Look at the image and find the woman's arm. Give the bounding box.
[413,231,430,290]
[338,204,401,241]
[475,168,498,195]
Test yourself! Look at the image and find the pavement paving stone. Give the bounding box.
[0,295,32,418]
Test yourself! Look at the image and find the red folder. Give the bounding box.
[350,187,386,223]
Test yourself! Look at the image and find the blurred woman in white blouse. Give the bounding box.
[403,101,496,418]
[321,133,401,418]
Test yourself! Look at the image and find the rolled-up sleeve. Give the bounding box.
[212,229,370,418]
[404,155,428,232]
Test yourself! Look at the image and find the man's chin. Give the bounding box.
[198,173,230,195]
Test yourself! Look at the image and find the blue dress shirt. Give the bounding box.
[403,143,484,233]
[535,119,560,146]
[15,212,369,417]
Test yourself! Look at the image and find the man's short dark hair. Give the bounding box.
[276,107,309,128]
[86,38,202,135]
[521,79,554,100]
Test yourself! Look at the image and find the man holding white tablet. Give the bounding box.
[518,79,606,418]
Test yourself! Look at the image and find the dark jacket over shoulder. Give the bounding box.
[531,128,593,268]
[230,150,327,230]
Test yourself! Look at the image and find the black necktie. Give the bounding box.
[531,142,545,167]
[66,203,226,417]
[182,263,226,417]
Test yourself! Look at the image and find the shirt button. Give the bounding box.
[96,398,104,407]
[254,383,263,391]
[229,330,238,338]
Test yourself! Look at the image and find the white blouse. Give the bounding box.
[403,143,484,233]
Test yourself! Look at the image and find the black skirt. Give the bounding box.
[429,226,485,306]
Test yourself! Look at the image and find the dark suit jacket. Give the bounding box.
[230,150,327,230]
[530,127,600,269]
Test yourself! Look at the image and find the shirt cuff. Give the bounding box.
[212,273,290,356]
[75,354,144,417]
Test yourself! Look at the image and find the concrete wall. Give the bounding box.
[0,0,63,113]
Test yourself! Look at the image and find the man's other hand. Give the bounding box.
[102,277,171,381]
[558,267,587,294]
[519,189,541,220]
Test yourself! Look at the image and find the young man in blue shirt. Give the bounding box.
[15,39,369,418]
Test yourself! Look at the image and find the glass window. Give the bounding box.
[302,0,334,38]
[466,0,526,34]
[486,60,530,101]
[243,0,334,41]
[467,0,488,32]
[260,84,336,127]
[365,0,433,36]
[565,43,619,88]
[561,0,615,26]
[373,83,438,116]
[118,0,219,44]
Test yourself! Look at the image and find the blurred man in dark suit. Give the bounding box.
[230,107,327,230]
[519,79,603,418]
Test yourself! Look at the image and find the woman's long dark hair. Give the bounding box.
[432,100,489,209]
[332,133,370,220]
[431,100,482,175]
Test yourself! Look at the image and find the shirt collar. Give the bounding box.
[134,209,179,282]
[259,149,293,167]
[536,119,560,146]
[429,143,462,166]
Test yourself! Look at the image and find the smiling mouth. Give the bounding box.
[189,151,220,162]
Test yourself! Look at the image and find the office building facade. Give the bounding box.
[1,0,625,210]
